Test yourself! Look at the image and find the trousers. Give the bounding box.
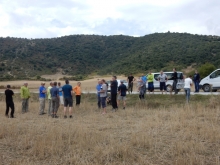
[6,101,15,117]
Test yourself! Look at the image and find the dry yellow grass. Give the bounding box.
[1,94,220,165]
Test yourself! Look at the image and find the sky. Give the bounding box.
[0,0,220,38]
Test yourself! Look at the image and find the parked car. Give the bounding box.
[145,72,184,92]
[106,80,128,92]
[199,69,220,92]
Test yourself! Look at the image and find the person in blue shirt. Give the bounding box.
[141,74,147,84]
[50,82,60,118]
[117,81,127,109]
[58,82,64,105]
[62,80,73,118]
[39,82,46,115]
[96,80,102,109]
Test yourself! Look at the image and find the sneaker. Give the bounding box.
[123,107,125,110]
[42,112,46,114]
[69,115,72,118]
[54,115,59,118]
[51,114,55,118]
[64,115,67,119]
[39,113,43,115]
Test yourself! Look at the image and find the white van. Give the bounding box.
[145,72,184,92]
[199,69,220,92]
[106,80,128,92]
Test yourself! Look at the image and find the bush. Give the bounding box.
[198,63,216,78]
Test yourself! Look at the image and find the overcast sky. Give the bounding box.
[0,0,220,38]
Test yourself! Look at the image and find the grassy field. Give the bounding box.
[0,93,220,165]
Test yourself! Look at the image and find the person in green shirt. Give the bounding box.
[47,82,53,116]
[20,82,31,113]
[147,71,154,94]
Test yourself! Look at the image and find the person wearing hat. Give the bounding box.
[39,82,47,115]
[117,81,127,109]
[5,85,15,118]
[20,82,31,113]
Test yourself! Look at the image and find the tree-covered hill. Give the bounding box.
[0,32,220,80]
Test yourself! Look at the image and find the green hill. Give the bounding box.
[0,32,220,80]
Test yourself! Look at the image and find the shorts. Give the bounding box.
[148,82,154,91]
[100,97,106,108]
[118,95,126,101]
[64,97,73,107]
[160,82,166,91]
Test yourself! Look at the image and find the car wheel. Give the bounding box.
[203,84,210,92]
[166,85,172,92]
[212,89,217,92]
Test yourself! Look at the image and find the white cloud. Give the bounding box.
[0,0,220,38]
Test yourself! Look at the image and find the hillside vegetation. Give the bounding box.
[0,32,220,80]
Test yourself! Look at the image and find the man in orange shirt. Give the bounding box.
[73,82,81,106]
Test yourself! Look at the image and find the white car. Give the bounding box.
[199,69,220,92]
[106,80,128,92]
[145,72,184,92]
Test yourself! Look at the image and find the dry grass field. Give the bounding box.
[0,93,220,165]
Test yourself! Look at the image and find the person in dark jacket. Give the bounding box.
[111,76,118,112]
[172,68,178,95]
[5,85,15,118]
[193,70,200,93]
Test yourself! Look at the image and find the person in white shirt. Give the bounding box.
[184,75,193,103]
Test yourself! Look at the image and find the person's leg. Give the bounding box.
[187,88,191,102]
[6,102,9,117]
[97,95,101,109]
[54,97,59,117]
[131,83,133,93]
[39,98,43,114]
[101,97,107,114]
[184,88,187,102]
[48,99,52,115]
[111,94,117,109]
[196,81,199,92]
[25,99,29,112]
[123,97,126,109]
[174,80,178,94]
[51,98,55,117]
[10,102,15,118]
[22,99,26,113]
[69,98,73,117]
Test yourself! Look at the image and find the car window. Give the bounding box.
[154,74,160,81]
[177,73,183,79]
[210,70,220,79]
[166,73,173,80]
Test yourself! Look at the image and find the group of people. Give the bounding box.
[4,80,82,118]
[4,68,200,118]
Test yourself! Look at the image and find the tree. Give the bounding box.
[198,63,216,78]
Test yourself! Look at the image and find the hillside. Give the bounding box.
[0,32,220,80]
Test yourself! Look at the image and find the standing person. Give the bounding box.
[111,76,118,112]
[50,82,59,118]
[193,70,200,93]
[99,79,107,114]
[62,80,73,118]
[73,82,81,106]
[117,81,127,109]
[138,79,146,100]
[158,71,168,94]
[20,82,30,114]
[147,71,154,94]
[5,85,15,118]
[39,82,46,115]
[58,82,64,105]
[172,68,178,95]
[96,80,102,109]
[184,75,193,103]
[141,74,147,84]
[47,82,53,116]
[127,74,135,94]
